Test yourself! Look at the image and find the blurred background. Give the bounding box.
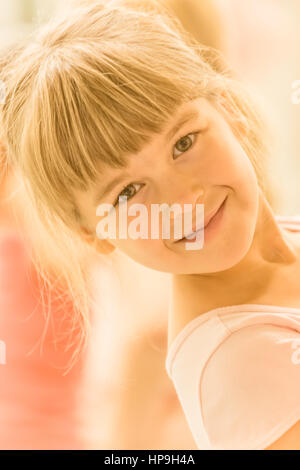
[0,0,300,450]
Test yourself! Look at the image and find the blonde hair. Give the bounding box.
[0,0,274,371]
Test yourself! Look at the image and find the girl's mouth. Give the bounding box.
[175,196,228,245]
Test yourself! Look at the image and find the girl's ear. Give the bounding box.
[79,226,116,254]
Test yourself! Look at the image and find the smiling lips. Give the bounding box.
[176,197,226,242]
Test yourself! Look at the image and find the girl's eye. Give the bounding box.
[173,132,199,159]
[113,182,143,207]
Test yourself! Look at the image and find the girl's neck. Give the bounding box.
[168,196,300,347]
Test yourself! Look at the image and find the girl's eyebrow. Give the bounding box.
[94,173,129,206]
[164,110,199,141]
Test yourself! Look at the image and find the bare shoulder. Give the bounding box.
[265,419,300,450]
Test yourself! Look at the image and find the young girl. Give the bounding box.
[1,0,300,450]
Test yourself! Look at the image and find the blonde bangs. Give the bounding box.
[11,3,216,217]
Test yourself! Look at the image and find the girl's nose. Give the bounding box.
[161,185,205,212]
[155,165,205,205]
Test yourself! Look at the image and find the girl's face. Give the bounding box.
[74,97,260,274]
